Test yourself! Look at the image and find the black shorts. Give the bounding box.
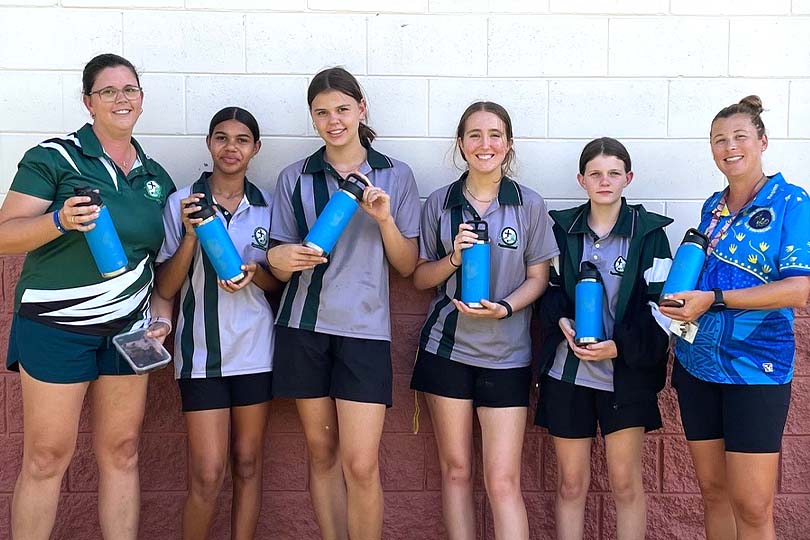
[271,326,392,407]
[178,371,273,412]
[535,375,662,438]
[671,359,791,453]
[410,349,531,408]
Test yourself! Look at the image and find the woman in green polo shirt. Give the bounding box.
[0,53,174,539]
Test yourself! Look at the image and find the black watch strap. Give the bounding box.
[710,288,726,311]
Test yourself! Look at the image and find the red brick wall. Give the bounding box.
[1,255,808,539]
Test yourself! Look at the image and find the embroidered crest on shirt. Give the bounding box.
[746,208,774,232]
[252,227,269,250]
[611,256,626,276]
[143,180,163,202]
[498,226,518,249]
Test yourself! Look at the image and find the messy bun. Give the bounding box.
[711,94,766,138]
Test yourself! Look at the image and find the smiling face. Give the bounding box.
[458,111,513,177]
[710,113,767,181]
[310,90,366,149]
[577,154,633,207]
[206,119,260,176]
[82,65,143,136]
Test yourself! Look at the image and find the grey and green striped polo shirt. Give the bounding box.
[157,173,274,379]
[10,123,174,335]
[270,146,421,341]
[419,174,558,369]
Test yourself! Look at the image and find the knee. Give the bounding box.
[190,460,227,501]
[231,448,260,481]
[485,470,521,504]
[342,454,379,487]
[24,442,74,481]
[696,476,729,507]
[732,495,773,528]
[440,456,473,489]
[96,433,140,473]
[558,473,589,503]
[609,469,643,505]
[306,435,340,473]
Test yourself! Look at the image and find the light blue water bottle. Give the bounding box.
[574,261,605,346]
[660,228,709,308]
[74,187,127,278]
[190,198,245,282]
[461,220,490,309]
[304,173,368,256]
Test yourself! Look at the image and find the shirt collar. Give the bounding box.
[442,171,523,210]
[191,171,267,207]
[568,198,634,238]
[301,145,394,175]
[76,123,160,176]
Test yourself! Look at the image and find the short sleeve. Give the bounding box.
[778,188,810,278]
[269,168,303,244]
[392,163,421,239]
[524,196,559,266]
[418,193,441,262]
[156,191,184,264]
[9,146,61,201]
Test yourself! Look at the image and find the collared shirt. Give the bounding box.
[676,172,810,384]
[419,174,558,369]
[547,206,633,391]
[157,173,274,379]
[10,123,174,335]
[270,146,421,341]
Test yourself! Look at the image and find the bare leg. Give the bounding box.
[552,436,592,540]
[230,401,270,540]
[726,451,779,540]
[687,439,736,540]
[604,427,646,540]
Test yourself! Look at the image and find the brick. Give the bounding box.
[268,398,303,433]
[431,0,549,12]
[521,432,543,492]
[672,0,790,14]
[602,494,704,540]
[2,256,23,315]
[0,377,4,433]
[383,491,447,540]
[795,318,810,377]
[141,367,185,433]
[246,14,366,75]
[0,72,64,133]
[428,78,548,138]
[0,8,121,70]
[259,491,320,539]
[549,79,668,138]
[369,15,487,76]
[391,314,423,375]
[52,493,102,540]
[774,495,810,539]
[780,436,810,493]
[0,316,11,371]
[668,79,789,138]
[550,0,667,13]
[609,18,728,76]
[0,495,8,540]
[139,492,184,539]
[785,376,810,435]
[6,375,21,433]
[487,492,599,540]
[489,16,607,77]
[124,11,245,73]
[264,433,307,491]
[380,433,425,491]
[389,271,433,317]
[661,437,699,494]
[384,374,420,433]
[358,77,428,137]
[310,0,428,11]
[730,19,810,77]
[0,434,22,492]
[186,75,309,137]
[789,80,810,138]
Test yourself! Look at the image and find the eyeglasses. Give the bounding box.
[87,86,143,102]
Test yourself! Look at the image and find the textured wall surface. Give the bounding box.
[1,1,810,538]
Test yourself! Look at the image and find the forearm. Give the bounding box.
[378,216,418,277]
[723,276,810,310]
[251,263,282,293]
[502,274,548,313]
[155,237,196,299]
[412,255,458,290]
[149,288,174,320]
[0,212,62,254]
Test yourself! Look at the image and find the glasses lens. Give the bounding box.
[124,86,142,99]
[99,88,117,102]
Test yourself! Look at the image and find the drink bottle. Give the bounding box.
[189,198,245,282]
[574,261,605,346]
[74,186,128,278]
[304,173,368,256]
[660,228,709,308]
[460,220,490,309]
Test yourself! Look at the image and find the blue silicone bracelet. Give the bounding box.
[53,209,67,234]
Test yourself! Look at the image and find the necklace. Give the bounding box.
[106,144,135,171]
[465,184,495,204]
[212,189,244,200]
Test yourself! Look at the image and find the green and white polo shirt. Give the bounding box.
[10,123,174,335]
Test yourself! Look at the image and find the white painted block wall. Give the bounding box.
[1,1,809,249]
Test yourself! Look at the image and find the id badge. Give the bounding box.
[670,319,699,344]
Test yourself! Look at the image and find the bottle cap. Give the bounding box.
[73,186,103,207]
[466,219,489,241]
[683,228,709,251]
[187,197,218,221]
[341,173,369,200]
[578,261,603,283]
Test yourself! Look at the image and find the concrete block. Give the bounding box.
[357,77,428,137]
[603,494,706,540]
[610,18,728,76]
[246,13,366,74]
[372,137,457,196]
[664,201,708,252]
[0,72,64,133]
[0,434,22,492]
[186,75,308,136]
[661,437,700,493]
[188,0,304,8]
[390,314,424,374]
[550,0,668,13]
[264,433,307,490]
[669,79,789,138]
[1,134,59,194]
[781,436,810,493]
[310,0,428,11]
[124,11,245,73]
[785,376,810,435]
[761,141,810,194]
[0,378,4,434]
[795,318,810,377]
[672,0,790,14]
[268,398,303,433]
[63,0,183,6]
[489,16,608,77]
[380,433,425,490]
[795,0,810,13]
[52,494,102,539]
[549,79,668,138]
[0,8,122,70]
[368,15,487,76]
[383,492,446,540]
[428,78,548,138]
[259,492,320,538]
[429,0,549,12]
[730,19,810,77]
[774,496,810,539]
[789,80,810,138]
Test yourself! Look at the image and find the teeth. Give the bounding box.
[725,156,743,162]
[477,154,494,160]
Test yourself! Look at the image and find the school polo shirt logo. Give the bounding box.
[144,180,164,202]
[252,227,269,250]
[747,208,774,232]
[499,227,518,249]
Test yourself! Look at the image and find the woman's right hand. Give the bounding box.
[179,193,205,238]
[449,223,477,267]
[59,194,100,232]
[266,243,328,273]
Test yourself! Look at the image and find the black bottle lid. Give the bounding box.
[466,219,489,242]
[682,228,709,251]
[578,261,603,283]
[73,186,103,207]
[341,173,369,200]
[187,197,217,221]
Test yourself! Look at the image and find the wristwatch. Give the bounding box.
[710,288,726,311]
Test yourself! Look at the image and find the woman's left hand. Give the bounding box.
[353,171,391,224]
[451,298,509,319]
[659,290,714,322]
[218,262,257,293]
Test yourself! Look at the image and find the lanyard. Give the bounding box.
[703,176,766,256]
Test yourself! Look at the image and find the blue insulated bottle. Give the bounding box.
[461,220,490,309]
[304,173,368,256]
[73,187,127,278]
[660,228,709,308]
[189,198,245,282]
[574,261,605,346]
